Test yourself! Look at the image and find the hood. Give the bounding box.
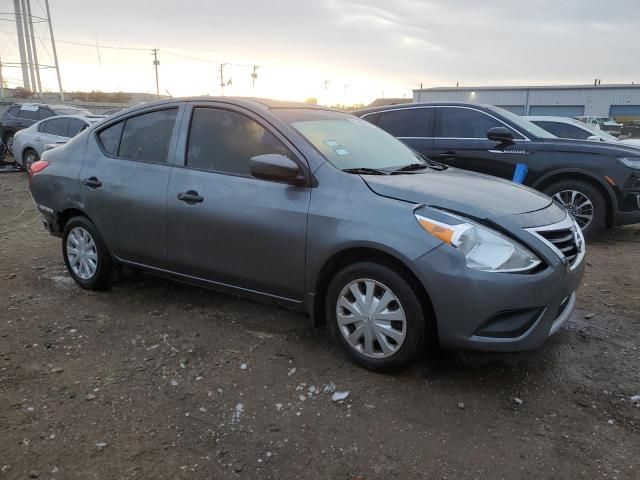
[621,138,640,149]
[535,137,640,156]
[362,168,552,220]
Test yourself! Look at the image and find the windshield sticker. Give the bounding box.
[334,148,350,156]
[324,140,341,148]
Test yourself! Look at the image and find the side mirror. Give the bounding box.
[250,154,303,184]
[586,135,602,142]
[487,126,514,145]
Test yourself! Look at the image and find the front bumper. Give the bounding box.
[414,237,585,352]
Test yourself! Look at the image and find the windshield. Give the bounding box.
[273,109,424,171]
[486,106,558,139]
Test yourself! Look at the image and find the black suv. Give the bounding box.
[354,102,640,237]
[0,103,92,154]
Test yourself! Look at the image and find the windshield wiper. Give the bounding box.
[390,163,429,174]
[342,167,389,175]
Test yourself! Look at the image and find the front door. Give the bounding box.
[433,106,529,180]
[166,104,311,301]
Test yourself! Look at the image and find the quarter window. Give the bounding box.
[376,108,432,137]
[118,108,178,163]
[186,107,289,175]
[437,107,520,139]
[43,118,70,137]
[97,121,124,156]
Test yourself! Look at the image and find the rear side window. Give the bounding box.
[376,108,432,137]
[97,121,124,156]
[67,119,88,137]
[186,107,289,175]
[43,118,70,136]
[437,107,513,139]
[7,106,19,117]
[118,109,178,163]
[19,107,39,121]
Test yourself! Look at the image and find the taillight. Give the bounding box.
[28,160,50,178]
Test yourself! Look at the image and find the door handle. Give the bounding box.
[177,190,204,204]
[438,151,457,160]
[83,177,102,189]
[34,137,41,142]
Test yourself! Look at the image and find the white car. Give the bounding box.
[524,116,640,148]
[574,115,622,136]
[13,115,105,170]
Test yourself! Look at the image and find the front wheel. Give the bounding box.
[544,180,606,239]
[62,216,114,290]
[22,148,39,171]
[325,261,428,371]
[3,132,14,155]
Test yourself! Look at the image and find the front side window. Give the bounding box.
[39,108,54,120]
[186,107,289,175]
[97,121,124,156]
[437,107,505,138]
[44,118,71,137]
[376,108,432,137]
[118,108,178,163]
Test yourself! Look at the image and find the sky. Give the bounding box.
[0,0,638,105]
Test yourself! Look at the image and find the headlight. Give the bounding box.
[618,157,640,170]
[415,212,541,273]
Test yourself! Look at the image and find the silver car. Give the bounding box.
[28,98,585,371]
[13,115,105,170]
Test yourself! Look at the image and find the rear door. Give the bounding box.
[80,104,183,267]
[433,106,528,180]
[166,103,311,301]
[363,107,435,157]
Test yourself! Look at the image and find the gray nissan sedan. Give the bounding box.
[28,98,585,370]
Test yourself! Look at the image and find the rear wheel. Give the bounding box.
[22,148,39,172]
[326,261,428,371]
[62,216,114,290]
[3,131,14,155]
[544,180,606,239]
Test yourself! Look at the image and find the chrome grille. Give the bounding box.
[526,215,585,269]
[537,228,579,264]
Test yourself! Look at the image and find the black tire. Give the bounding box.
[22,148,39,172]
[3,131,14,155]
[543,179,606,240]
[62,216,114,290]
[325,261,428,371]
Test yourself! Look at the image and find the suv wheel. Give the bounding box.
[62,216,114,290]
[3,132,14,155]
[326,261,427,371]
[544,180,606,239]
[22,148,39,171]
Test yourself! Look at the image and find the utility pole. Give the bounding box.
[219,63,227,96]
[20,0,37,95]
[0,55,4,98]
[152,49,160,96]
[251,65,259,89]
[13,0,30,92]
[25,0,41,96]
[44,0,63,101]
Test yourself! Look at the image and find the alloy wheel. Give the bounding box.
[24,151,37,171]
[5,135,13,155]
[66,226,98,280]
[336,278,407,358]
[553,190,594,230]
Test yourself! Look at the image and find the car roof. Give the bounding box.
[353,101,494,116]
[40,114,103,122]
[524,116,588,124]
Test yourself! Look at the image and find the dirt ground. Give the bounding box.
[0,171,639,480]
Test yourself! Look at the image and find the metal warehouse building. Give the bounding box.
[413,84,640,121]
